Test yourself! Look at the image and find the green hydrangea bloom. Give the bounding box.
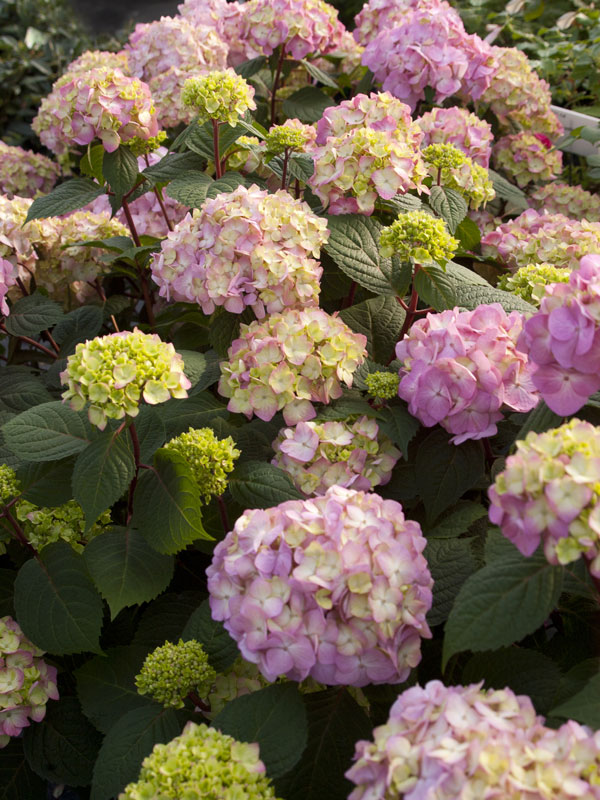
[135,639,216,709]
[497,262,570,306]
[181,69,257,127]
[123,131,168,157]
[265,123,311,156]
[423,143,467,170]
[15,500,110,553]
[423,143,495,210]
[119,721,281,800]
[0,465,19,505]
[379,210,458,264]
[163,427,240,503]
[365,371,400,401]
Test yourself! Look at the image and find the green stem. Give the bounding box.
[212,120,222,178]
[270,44,286,126]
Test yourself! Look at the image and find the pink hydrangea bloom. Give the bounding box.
[493,132,562,188]
[32,67,158,155]
[396,304,538,444]
[354,0,454,45]
[481,209,600,271]
[62,50,130,76]
[218,307,367,424]
[0,258,18,316]
[416,106,493,168]
[0,194,38,277]
[362,7,497,111]
[309,92,426,216]
[347,680,600,800]
[530,182,600,222]
[489,419,600,576]
[0,616,58,749]
[151,184,327,316]
[517,254,600,415]
[207,485,433,686]
[272,416,401,495]
[177,0,255,66]
[468,208,502,235]
[0,141,59,199]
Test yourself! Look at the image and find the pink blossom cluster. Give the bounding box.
[240,0,344,60]
[482,46,563,138]
[517,254,600,415]
[32,67,158,155]
[353,0,454,45]
[218,307,367,425]
[309,92,426,216]
[416,106,493,168]
[207,485,433,686]
[493,132,563,188]
[62,50,130,77]
[0,194,37,276]
[0,140,59,199]
[362,6,497,111]
[0,258,18,316]
[151,184,327,316]
[481,209,600,271]
[347,680,600,800]
[177,0,255,66]
[529,182,600,222]
[489,419,600,576]
[396,304,538,444]
[0,616,59,748]
[272,416,401,495]
[468,208,502,234]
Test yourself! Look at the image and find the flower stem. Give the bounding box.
[0,323,57,360]
[121,197,142,247]
[217,495,230,535]
[342,281,357,309]
[398,265,421,338]
[2,507,37,555]
[212,120,222,178]
[127,422,142,524]
[270,44,286,126]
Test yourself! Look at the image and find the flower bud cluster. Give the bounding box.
[497,262,570,307]
[0,616,59,749]
[163,427,240,502]
[177,0,254,66]
[347,680,600,800]
[416,105,493,167]
[122,131,167,157]
[61,329,191,430]
[530,182,600,222]
[265,119,316,156]
[12,500,111,553]
[365,371,400,400]
[423,143,495,209]
[396,304,538,444]
[309,92,426,216]
[272,416,400,495]
[207,485,433,686]
[135,640,216,709]
[218,307,366,425]
[0,141,59,199]
[493,132,562,188]
[182,69,256,127]
[379,211,458,264]
[119,721,279,800]
[0,466,19,506]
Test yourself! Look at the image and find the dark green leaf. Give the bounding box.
[488,169,529,210]
[3,401,93,462]
[80,145,105,184]
[377,404,420,458]
[413,262,456,310]
[102,146,139,200]
[206,171,246,199]
[158,392,229,438]
[16,458,75,507]
[165,171,213,207]
[235,55,267,78]
[25,179,105,221]
[516,401,563,440]
[427,186,468,233]
[299,59,338,88]
[325,215,393,294]
[181,598,239,671]
[0,739,46,800]
[425,501,487,538]
[425,538,478,626]
[340,295,405,364]
[4,292,64,337]
[229,461,303,508]
[141,152,207,185]
[0,569,15,617]
[132,405,167,462]
[552,672,600,728]
[455,216,481,251]
[133,590,203,649]
[452,282,536,314]
[0,371,52,413]
[282,87,335,123]
[53,306,103,354]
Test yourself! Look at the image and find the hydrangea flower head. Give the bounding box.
[272,415,400,495]
[177,0,254,66]
[424,143,495,209]
[0,258,18,317]
[61,329,191,430]
[181,69,256,126]
[309,92,426,216]
[63,50,130,77]
[32,67,159,155]
[0,616,59,748]
[354,0,454,44]
[497,262,570,307]
[396,304,538,443]
[14,500,111,553]
[151,184,327,316]
[493,132,562,188]
[0,141,59,199]
[207,485,433,685]
[135,640,216,709]
[119,721,279,800]
[416,106,493,167]
[163,427,240,502]
[530,182,600,222]
[218,307,367,424]
[0,194,37,278]
[489,419,600,576]
[265,119,316,156]
[379,210,458,264]
[365,371,400,401]
[347,680,600,800]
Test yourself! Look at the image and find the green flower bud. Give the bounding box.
[181,69,257,127]
[379,210,458,264]
[365,371,400,401]
[265,122,313,156]
[0,465,19,506]
[123,131,168,157]
[135,639,216,709]
[497,262,570,306]
[163,427,240,503]
[423,143,467,170]
[423,143,495,210]
[15,500,111,553]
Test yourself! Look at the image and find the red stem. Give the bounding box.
[398,265,421,339]
[342,281,357,309]
[2,507,37,555]
[217,496,230,535]
[121,197,141,247]
[270,44,286,126]
[212,120,222,179]
[0,323,57,359]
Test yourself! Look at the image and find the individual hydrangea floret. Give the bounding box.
[0,141,59,199]
[365,371,400,401]
[347,680,600,800]
[14,500,111,553]
[489,419,600,576]
[163,427,240,502]
[493,132,562,188]
[0,616,59,748]
[119,721,280,800]
[416,106,493,167]
[423,143,495,209]
[240,0,344,60]
[309,92,426,216]
[0,258,18,317]
[272,415,400,495]
[379,210,458,264]
[396,304,538,444]
[135,640,216,709]
[497,262,570,307]
[182,69,256,127]
[151,184,327,317]
[481,209,600,271]
[32,67,159,155]
[265,119,316,156]
[177,0,254,66]
[207,485,433,685]
[218,307,367,425]
[61,329,191,430]
[529,182,600,222]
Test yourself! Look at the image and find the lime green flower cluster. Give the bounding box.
[135,639,216,709]
[204,657,269,718]
[119,721,281,800]
[163,427,240,503]
[181,69,257,126]
[423,143,495,210]
[365,371,400,400]
[265,120,315,156]
[60,329,191,430]
[497,262,570,307]
[379,210,458,264]
[123,131,168,157]
[15,500,111,553]
[0,465,19,505]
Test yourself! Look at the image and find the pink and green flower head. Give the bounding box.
[530,182,600,222]
[497,262,570,307]
[379,210,458,264]
[423,143,495,209]
[416,105,493,167]
[493,131,562,188]
[181,69,256,126]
